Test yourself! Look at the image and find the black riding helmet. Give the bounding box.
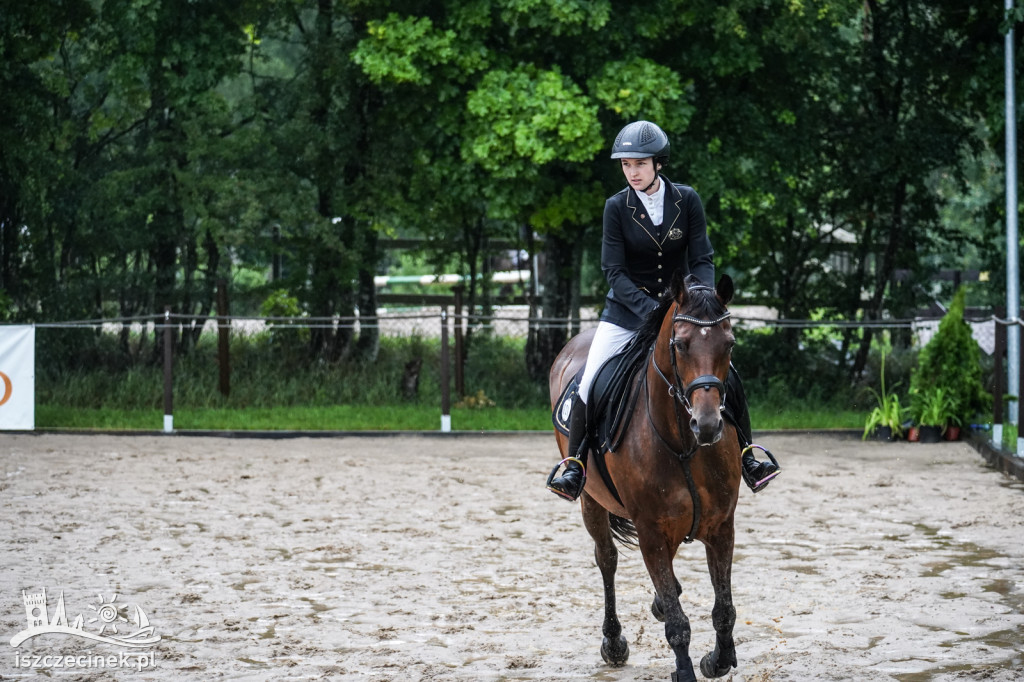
[610,121,670,166]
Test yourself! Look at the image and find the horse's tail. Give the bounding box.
[609,514,639,548]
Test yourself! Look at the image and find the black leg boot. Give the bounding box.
[547,395,588,501]
[726,365,781,493]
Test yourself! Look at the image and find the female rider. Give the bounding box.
[547,120,780,502]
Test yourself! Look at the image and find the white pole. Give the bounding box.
[1005,0,1021,455]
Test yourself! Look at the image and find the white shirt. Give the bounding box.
[635,175,666,226]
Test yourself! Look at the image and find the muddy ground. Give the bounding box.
[1,431,1023,681]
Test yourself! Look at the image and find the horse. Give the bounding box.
[548,272,741,682]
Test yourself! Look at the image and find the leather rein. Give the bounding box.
[644,302,732,544]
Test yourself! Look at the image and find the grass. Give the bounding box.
[749,404,865,430]
[36,401,864,433]
[36,404,553,432]
[33,329,874,433]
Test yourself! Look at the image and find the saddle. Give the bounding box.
[552,334,651,504]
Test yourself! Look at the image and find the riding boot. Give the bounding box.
[725,365,781,493]
[547,395,588,501]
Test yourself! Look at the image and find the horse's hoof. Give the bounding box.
[600,634,629,666]
[699,649,737,678]
[651,595,665,622]
[670,668,697,682]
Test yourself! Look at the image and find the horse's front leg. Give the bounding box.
[699,523,738,678]
[638,532,695,682]
[580,492,629,666]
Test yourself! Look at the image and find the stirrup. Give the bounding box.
[546,457,586,501]
[741,444,780,493]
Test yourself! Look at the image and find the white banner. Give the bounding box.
[0,326,34,430]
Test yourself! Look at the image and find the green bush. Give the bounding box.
[909,286,990,424]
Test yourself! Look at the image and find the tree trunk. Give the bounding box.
[525,229,578,382]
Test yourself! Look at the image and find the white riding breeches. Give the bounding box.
[577,321,636,404]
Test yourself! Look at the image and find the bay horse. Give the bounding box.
[548,272,741,682]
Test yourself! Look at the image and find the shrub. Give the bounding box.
[909,286,990,423]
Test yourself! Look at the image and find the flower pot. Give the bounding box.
[943,425,961,441]
[919,425,942,443]
[872,426,895,441]
[907,425,920,442]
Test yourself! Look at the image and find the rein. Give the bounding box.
[646,302,731,544]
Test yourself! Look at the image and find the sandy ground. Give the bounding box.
[0,431,1023,681]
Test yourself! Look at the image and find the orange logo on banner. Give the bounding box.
[0,371,12,406]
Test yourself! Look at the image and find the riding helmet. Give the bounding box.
[610,121,670,163]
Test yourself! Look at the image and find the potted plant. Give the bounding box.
[907,423,920,442]
[943,414,963,441]
[863,391,908,441]
[914,386,955,443]
[909,286,990,439]
[862,345,908,441]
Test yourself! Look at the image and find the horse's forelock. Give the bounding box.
[635,276,725,348]
[678,275,726,320]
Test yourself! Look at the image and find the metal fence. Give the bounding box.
[27,304,1018,443]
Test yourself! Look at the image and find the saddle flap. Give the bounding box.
[550,335,651,449]
[551,377,579,437]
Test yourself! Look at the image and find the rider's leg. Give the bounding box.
[725,364,780,492]
[547,394,588,501]
[548,321,634,501]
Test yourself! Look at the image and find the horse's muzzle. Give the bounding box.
[690,414,724,446]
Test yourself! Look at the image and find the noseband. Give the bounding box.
[652,307,731,412]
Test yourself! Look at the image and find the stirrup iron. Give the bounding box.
[546,456,586,501]
[741,443,780,492]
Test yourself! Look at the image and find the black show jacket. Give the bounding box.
[600,175,715,330]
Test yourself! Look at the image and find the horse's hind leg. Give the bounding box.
[638,534,695,682]
[580,492,629,666]
[699,525,738,678]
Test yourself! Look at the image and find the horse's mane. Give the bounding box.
[637,296,675,349]
[636,274,725,347]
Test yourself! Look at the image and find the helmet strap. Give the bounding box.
[641,172,661,194]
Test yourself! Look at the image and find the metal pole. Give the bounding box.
[163,307,173,433]
[1005,0,1020,439]
[440,307,451,432]
[217,278,231,398]
[1018,341,1024,454]
[994,312,1006,448]
[453,285,465,398]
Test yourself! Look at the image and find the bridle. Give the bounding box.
[651,305,732,413]
[644,298,732,545]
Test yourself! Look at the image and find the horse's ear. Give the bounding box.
[670,269,688,301]
[716,274,734,306]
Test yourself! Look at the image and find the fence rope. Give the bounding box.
[21,310,1022,330]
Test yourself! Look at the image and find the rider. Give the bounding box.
[547,120,780,502]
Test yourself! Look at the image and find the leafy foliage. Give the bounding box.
[0,0,1011,397]
[911,386,960,429]
[909,287,991,423]
[862,343,909,439]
